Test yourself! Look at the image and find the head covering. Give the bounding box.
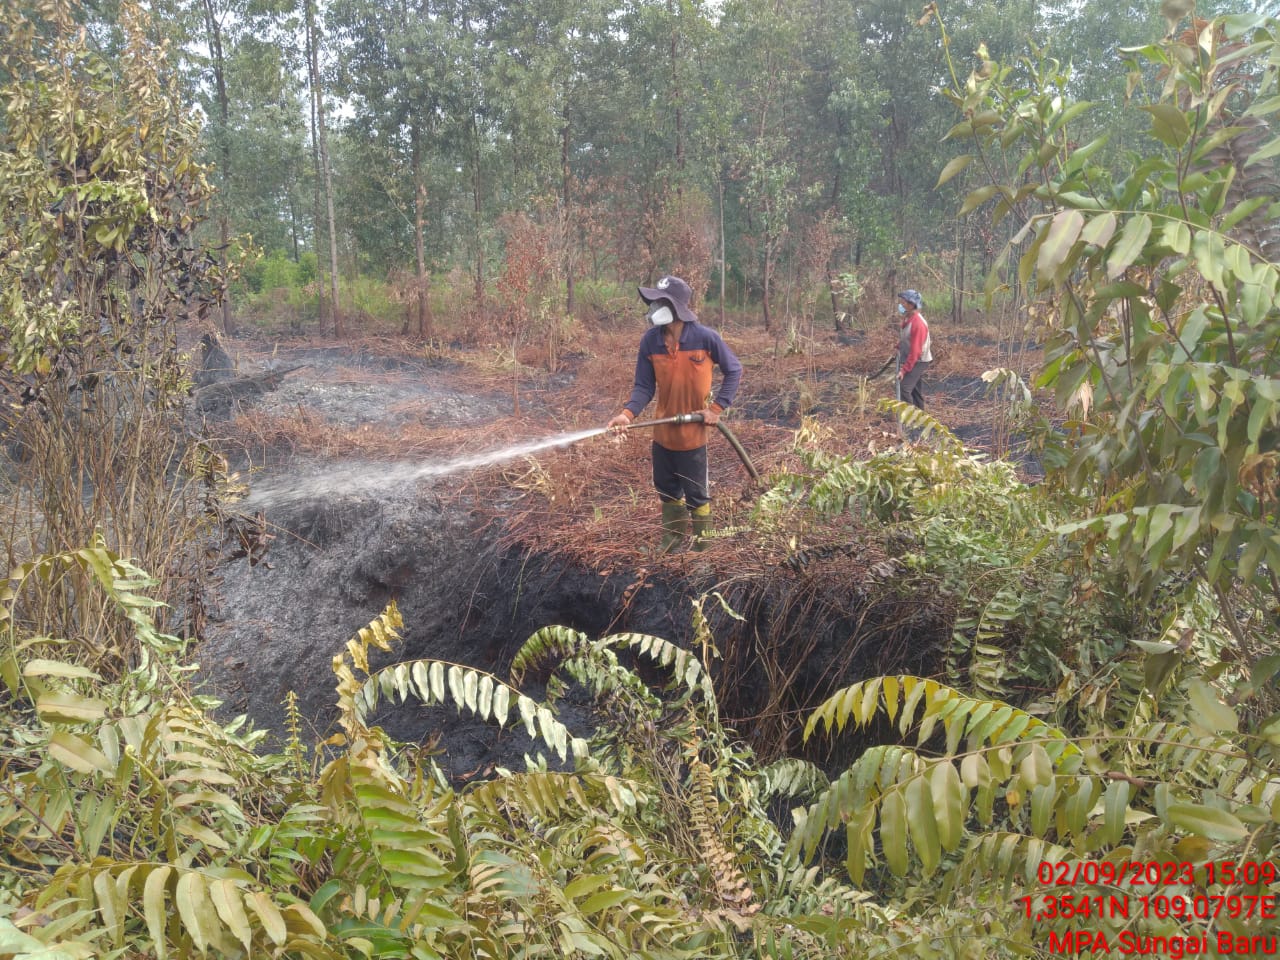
[897,289,923,309]
[639,275,697,325]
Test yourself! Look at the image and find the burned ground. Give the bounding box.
[192,315,1040,776]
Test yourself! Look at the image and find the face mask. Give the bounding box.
[648,303,674,326]
[898,303,907,315]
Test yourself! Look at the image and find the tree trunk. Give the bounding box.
[561,114,574,317]
[718,171,726,327]
[471,114,485,311]
[304,0,327,331]
[762,241,773,333]
[668,0,683,198]
[201,0,234,336]
[412,123,431,339]
[828,267,841,331]
[305,0,341,337]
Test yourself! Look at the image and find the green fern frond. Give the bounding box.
[793,677,1097,885]
[963,583,1025,697]
[509,626,676,728]
[1121,720,1259,797]
[357,659,589,764]
[790,738,1080,884]
[608,632,717,702]
[467,770,648,822]
[42,860,336,958]
[804,675,1080,764]
[753,758,830,804]
[337,757,458,897]
[2,542,192,693]
[260,802,333,888]
[944,831,1072,900]
[508,624,593,686]
[753,858,888,924]
[878,398,965,453]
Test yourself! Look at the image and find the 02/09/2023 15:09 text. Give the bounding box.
[1035,859,1280,887]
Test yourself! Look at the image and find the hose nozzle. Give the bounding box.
[624,412,705,429]
[615,411,758,482]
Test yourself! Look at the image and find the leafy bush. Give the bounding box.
[243,249,305,294]
[942,11,1280,650]
[5,7,1279,960]
[1,548,909,958]
[0,0,228,650]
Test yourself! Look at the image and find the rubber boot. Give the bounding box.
[690,502,713,552]
[659,500,689,555]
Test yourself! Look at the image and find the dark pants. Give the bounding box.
[900,361,929,410]
[652,442,709,508]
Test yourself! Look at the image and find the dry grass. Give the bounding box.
[214,318,1040,572]
[208,315,1040,756]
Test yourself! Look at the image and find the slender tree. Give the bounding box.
[198,0,238,333]
[304,0,342,336]
[714,0,808,330]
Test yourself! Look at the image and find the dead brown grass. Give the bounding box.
[210,316,1041,757]
[215,318,1040,573]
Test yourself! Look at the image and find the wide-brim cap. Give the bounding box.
[639,275,698,325]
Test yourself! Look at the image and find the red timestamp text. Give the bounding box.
[1204,860,1280,886]
[1022,893,1278,924]
[1139,893,1277,921]
[1023,894,1134,922]
[1035,859,1279,888]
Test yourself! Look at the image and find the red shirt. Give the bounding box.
[899,311,931,375]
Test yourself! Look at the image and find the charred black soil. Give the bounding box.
[192,326,1019,775]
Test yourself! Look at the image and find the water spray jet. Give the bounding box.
[243,413,757,508]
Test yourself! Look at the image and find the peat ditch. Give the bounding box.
[196,472,950,778]
[193,340,954,778]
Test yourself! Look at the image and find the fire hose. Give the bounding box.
[867,353,897,381]
[623,412,760,482]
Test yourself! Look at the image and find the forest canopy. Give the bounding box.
[51,0,1257,333]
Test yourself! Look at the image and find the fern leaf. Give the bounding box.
[945,831,1071,900]
[805,675,1079,764]
[789,730,1093,883]
[966,583,1025,697]
[45,861,338,959]
[344,762,456,895]
[508,624,593,685]
[1124,720,1258,797]
[688,757,761,915]
[878,398,965,453]
[358,660,588,764]
[609,632,717,700]
[468,770,646,824]
[753,758,830,803]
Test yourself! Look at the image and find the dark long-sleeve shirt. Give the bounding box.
[621,321,743,451]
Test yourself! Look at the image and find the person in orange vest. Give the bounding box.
[607,275,743,553]
[896,289,932,410]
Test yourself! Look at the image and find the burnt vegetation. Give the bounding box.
[2,2,1279,959]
